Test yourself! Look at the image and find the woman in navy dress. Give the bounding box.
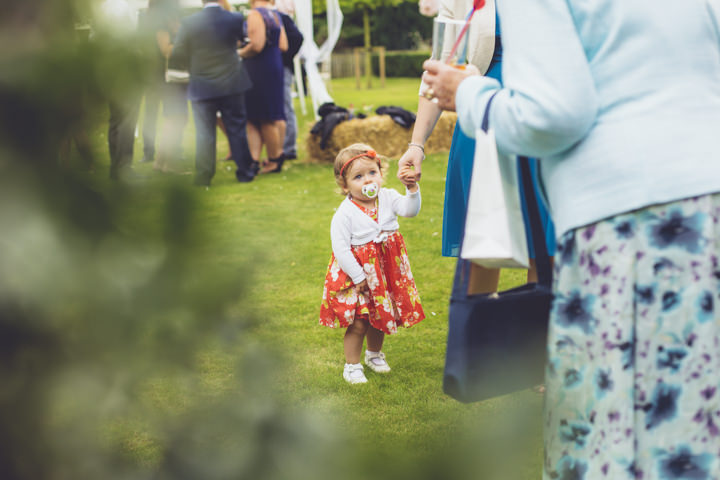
[238,0,288,173]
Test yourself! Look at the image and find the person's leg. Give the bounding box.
[216,115,232,160]
[282,66,297,159]
[343,317,369,364]
[108,95,140,180]
[366,326,384,352]
[246,121,263,162]
[467,263,501,294]
[141,82,160,163]
[156,84,189,173]
[107,103,120,177]
[261,121,284,159]
[220,94,257,180]
[259,120,286,173]
[190,99,217,186]
[364,326,391,373]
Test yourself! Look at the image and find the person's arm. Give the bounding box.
[424,0,599,158]
[156,29,173,58]
[396,95,442,183]
[168,20,188,68]
[276,12,288,52]
[330,211,366,285]
[388,187,421,218]
[237,9,265,58]
[283,15,303,59]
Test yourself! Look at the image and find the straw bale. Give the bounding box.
[306,112,457,163]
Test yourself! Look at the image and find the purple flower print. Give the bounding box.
[644,382,681,430]
[656,346,688,373]
[648,209,706,253]
[557,230,577,266]
[554,290,597,334]
[655,445,713,480]
[614,219,636,239]
[553,455,588,480]
[697,291,714,323]
[560,422,592,448]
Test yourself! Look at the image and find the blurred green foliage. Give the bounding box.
[313,0,433,50]
[0,1,343,479]
[0,2,541,479]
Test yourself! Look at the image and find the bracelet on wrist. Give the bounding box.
[408,142,425,153]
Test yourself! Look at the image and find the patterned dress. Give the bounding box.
[544,192,720,480]
[319,202,425,335]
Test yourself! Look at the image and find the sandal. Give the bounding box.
[260,154,284,174]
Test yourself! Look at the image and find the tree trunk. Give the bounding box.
[363,7,372,89]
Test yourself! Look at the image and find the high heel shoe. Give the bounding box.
[260,154,284,174]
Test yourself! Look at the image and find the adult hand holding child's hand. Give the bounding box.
[398,146,424,183]
[398,165,418,190]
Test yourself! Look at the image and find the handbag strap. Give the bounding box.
[517,157,552,287]
[481,91,498,132]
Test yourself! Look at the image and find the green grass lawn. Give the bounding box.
[80,76,543,478]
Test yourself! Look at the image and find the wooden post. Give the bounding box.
[354,48,361,90]
[363,7,372,89]
[377,46,386,88]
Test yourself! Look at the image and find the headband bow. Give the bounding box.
[340,149,377,176]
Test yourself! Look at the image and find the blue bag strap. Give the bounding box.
[517,158,552,287]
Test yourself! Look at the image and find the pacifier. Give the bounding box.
[362,182,379,198]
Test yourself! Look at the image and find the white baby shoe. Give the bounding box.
[343,363,368,384]
[364,351,391,373]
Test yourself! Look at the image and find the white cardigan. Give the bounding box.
[330,187,421,284]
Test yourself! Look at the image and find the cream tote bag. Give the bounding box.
[460,93,529,269]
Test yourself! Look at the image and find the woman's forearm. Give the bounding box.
[411,96,443,146]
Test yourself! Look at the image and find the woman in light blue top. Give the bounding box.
[423,1,720,478]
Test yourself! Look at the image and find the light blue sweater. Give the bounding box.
[456,0,720,237]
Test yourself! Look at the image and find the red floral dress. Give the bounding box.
[319,201,425,335]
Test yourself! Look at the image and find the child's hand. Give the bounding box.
[399,166,418,191]
[354,279,369,296]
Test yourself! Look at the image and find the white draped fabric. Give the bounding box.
[295,0,343,118]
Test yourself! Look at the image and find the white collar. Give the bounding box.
[203,2,221,8]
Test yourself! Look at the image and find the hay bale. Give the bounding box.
[306,112,457,163]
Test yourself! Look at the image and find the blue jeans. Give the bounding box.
[282,66,297,157]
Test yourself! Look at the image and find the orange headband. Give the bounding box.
[339,149,377,176]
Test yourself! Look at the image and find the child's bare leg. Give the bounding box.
[343,317,369,364]
[366,326,384,352]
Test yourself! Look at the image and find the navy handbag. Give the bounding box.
[442,99,553,403]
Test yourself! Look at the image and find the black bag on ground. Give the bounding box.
[442,99,553,403]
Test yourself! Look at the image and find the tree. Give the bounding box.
[316,0,405,87]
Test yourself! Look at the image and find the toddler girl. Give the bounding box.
[319,143,425,384]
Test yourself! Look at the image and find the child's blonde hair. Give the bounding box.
[333,143,388,192]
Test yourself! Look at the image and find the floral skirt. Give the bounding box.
[544,192,720,480]
[319,232,425,335]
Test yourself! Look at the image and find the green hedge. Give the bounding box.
[371,50,431,78]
